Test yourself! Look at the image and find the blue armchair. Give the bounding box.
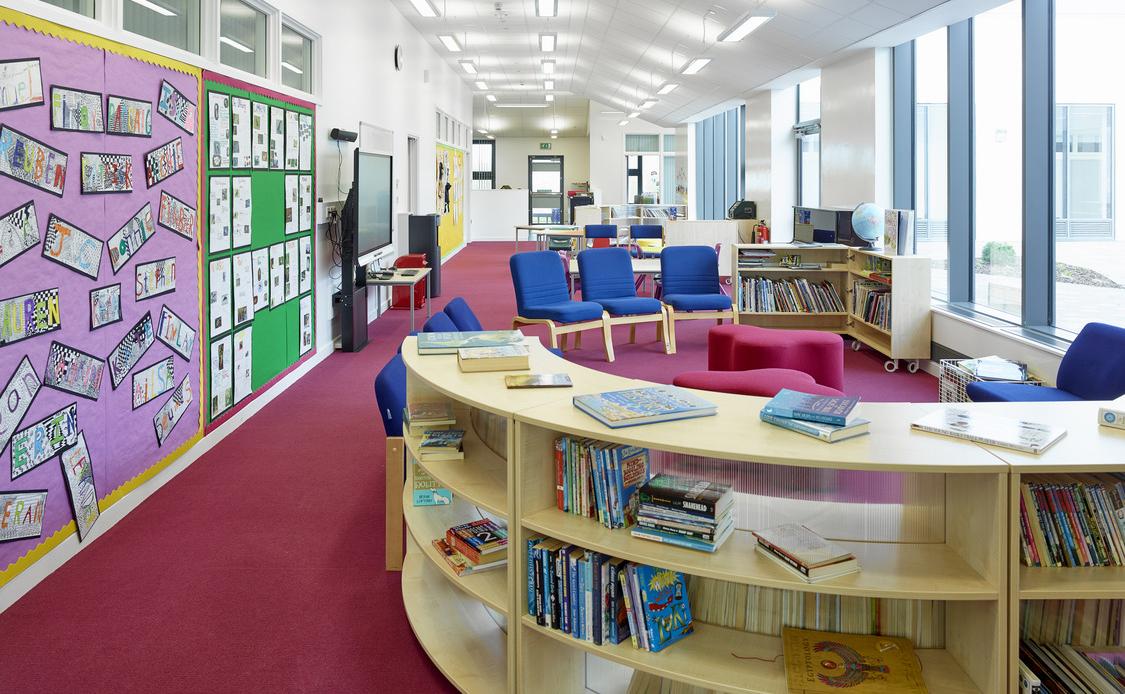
[578,247,669,354]
[659,245,735,354]
[629,224,664,258]
[584,224,619,248]
[511,250,614,361]
[374,353,407,570]
[422,311,458,333]
[443,297,483,331]
[967,322,1125,402]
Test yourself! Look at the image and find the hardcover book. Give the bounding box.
[457,344,530,372]
[761,389,860,426]
[637,474,733,517]
[760,411,871,443]
[782,628,927,693]
[405,401,455,424]
[412,460,451,506]
[1099,395,1125,431]
[633,565,693,652]
[753,524,854,569]
[573,387,717,428]
[419,429,465,461]
[911,407,1066,454]
[505,373,573,389]
[417,330,524,354]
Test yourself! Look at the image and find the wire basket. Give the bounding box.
[938,359,1043,403]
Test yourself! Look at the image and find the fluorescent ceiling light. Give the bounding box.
[681,58,711,75]
[539,33,556,52]
[477,129,488,134]
[438,35,462,52]
[541,59,555,74]
[407,0,439,17]
[717,11,776,42]
[475,81,488,89]
[281,61,303,75]
[600,110,625,115]
[536,0,557,17]
[128,0,176,16]
[486,94,497,102]
[459,60,477,74]
[220,36,253,54]
[639,100,656,109]
[545,94,554,102]
[544,80,554,90]
[551,135,557,139]
[487,135,495,139]
[627,111,639,118]
[495,103,549,108]
[657,83,678,95]
[550,129,558,134]
[618,120,629,126]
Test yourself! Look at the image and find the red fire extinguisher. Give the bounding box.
[755,220,771,243]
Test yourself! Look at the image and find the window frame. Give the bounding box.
[471,138,496,190]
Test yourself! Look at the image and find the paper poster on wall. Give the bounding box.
[0,201,39,270]
[285,238,299,301]
[299,235,312,294]
[106,95,152,137]
[80,152,133,194]
[230,96,251,169]
[0,58,44,112]
[157,79,196,134]
[107,312,155,389]
[251,248,269,312]
[0,357,42,455]
[299,294,312,355]
[298,113,312,171]
[0,125,67,196]
[0,491,47,543]
[0,287,61,346]
[232,176,252,248]
[60,432,98,541]
[108,202,156,273]
[144,136,184,187]
[43,340,104,400]
[208,176,231,252]
[268,106,284,170]
[251,101,267,169]
[131,356,173,409]
[208,92,230,168]
[435,144,464,257]
[89,284,121,330]
[208,256,232,337]
[210,334,233,418]
[285,110,300,170]
[153,375,192,446]
[268,243,284,308]
[157,191,196,242]
[299,174,312,231]
[284,174,298,235]
[156,305,196,361]
[11,402,78,480]
[233,327,252,403]
[232,251,253,327]
[135,256,176,301]
[42,214,103,279]
[50,86,103,133]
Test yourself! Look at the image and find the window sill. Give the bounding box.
[929,301,1069,357]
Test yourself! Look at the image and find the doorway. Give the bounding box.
[626,154,662,204]
[406,135,419,214]
[528,155,564,224]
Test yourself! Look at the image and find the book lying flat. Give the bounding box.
[911,407,1066,454]
[1098,395,1125,431]
[761,389,860,426]
[419,429,465,461]
[782,627,927,693]
[756,545,859,583]
[760,411,870,443]
[457,344,530,372]
[505,373,573,389]
[753,523,856,569]
[573,387,717,428]
[417,330,524,354]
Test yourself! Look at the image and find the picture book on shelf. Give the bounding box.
[753,523,859,582]
[572,387,716,428]
[412,460,451,506]
[505,373,573,389]
[633,564,693,652]
[761,389,860,426]
[911,407,1066,454]
[417,330,524,354]
[782,627,927,693]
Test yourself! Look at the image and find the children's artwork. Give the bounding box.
[131,356,174,409]
[43,340,104,400]
[299,174,312,231]
[0,356,42,455]
[156,305,196,360]
[135,256,176,301]
[89,284,121,330]
[232,251,253,327]
[208,176,231,252]
[106,95,152,137]
[80,152,133,194]
[107,312,155,389]
[284,174,298,234]
[269,106,284,169]
[251,101,267,169]
[209,257,232,337]
[157,79,196,134]
[298,113,313,171]
[0,201,40,271]
[153,375,192,446]
[11,402,78,479]
[107,202,156,273]
[232,176,252,248]
[60,433,98,540]
[285,238,299,301]
[0,125,67,196]
[0,491,47,543]
[50,86,104,133]
[0,58,44,112]
[157,191,196,242]
[299,294,312,355]
[233,327,252,402]
[143,136,184,187]
[210,334,233,418]
[269,244,284,308]
[208,92,230,168]
[251,248,269,311]
[231,96,251,169]
[0,287,61,347]
[299,235,312,294]
[285,110,300,170]
[42,214,103,279]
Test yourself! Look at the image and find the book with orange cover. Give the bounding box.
[782,627,928,693]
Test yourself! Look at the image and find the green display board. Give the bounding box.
[201,74,316,424]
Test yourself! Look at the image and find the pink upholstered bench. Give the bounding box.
[707,324,844,392]
[673,368,844,398]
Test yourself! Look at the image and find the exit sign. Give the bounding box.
[539,142,552,150]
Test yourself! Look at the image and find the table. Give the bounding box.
[365,267,432,330]
[514,224,579,252]
[530,227,585,251]
[567,256,663,295]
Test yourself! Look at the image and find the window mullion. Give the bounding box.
[948,19,975,304]
[1023,0,1054,327]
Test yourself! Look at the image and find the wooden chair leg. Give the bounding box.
[659,308,671,354]
[629,324,637,344]
[665,306,678,355]
[574,330,583,349]
[601,313,616,362]
[385,437,405,572]
[547,323,559,349]
[559,333,568,351]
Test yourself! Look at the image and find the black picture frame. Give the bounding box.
[135,256,176,302]
[41,340,105,401]
[10,402,77,480]
[89,283,123,331]
[156,304,196,360]
[157,79,196,135]
[0,200,40,271]
[49,85,105,133]
[41,213,103,280]
[79,151,134,195]
[143,136,184,188]
[156,190,196,241]
[130,355,174,410]
[0,125,66,197]
[0,287,61,348]
[105,94,152,138]
[0,58,44,113]
[0,490,49,544]
[107,311,154,390]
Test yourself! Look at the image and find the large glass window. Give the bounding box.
[123,0,200,53]
[915,27,949,298]
[798,76,821,122]
[973,1,1023,318]
[471,140,495,190]
[219,0,268,78]
[796,77,821,208]
[1054,1,1125,333]
[41,0,93,16]
[281,23,313,93]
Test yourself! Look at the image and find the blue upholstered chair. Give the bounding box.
[629,224,664,259]
[443,297,483,331]
[422,311,458,333]
[659,245,735,354]
[577,247,670,354]
[510,250,614,361]
[967,322,1125,402]
[584,224,618,248]
[374,352,407,570]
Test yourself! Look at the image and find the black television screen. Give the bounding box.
[354,150,392,260]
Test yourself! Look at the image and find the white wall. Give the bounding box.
[588,100,673,205]
[745,86,797,241]
[469,189,528,242]
[492,137,590,190]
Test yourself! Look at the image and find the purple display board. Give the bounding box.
[0,24,201,574]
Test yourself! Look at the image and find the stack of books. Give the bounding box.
[738,276,845,314]
[456,344,530,373]
[1019,474,1125,567]
[572,386,716,428]
[1021,600,1125,646]
[445,518,507,572]
[418,429,465,461]
[554,436,650,529]
[526,536,693,653]
[1020,640,1125,693]
[853,279,891,329]
[403,401,455,437]
[752,523,859,583]
[1099,395,1125,431]
[416,330,524,355]
[737,248,777,269]
[631,474,734,553]
[759,389,870,443]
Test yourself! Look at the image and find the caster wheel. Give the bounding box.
[851,340,862,352]
[884,360,899,373]
[907,361,920,374]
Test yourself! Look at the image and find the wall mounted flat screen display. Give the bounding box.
[354,150,392,263]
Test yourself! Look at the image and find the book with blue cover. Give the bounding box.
[417,330,524,354]
[760,411,871,443]
[573,386,717,428]
[761,389,860,426]
[634,564,694,652]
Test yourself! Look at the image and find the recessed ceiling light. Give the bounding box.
[437,35,462,52]
[487,135,495,139]
[600,110,625,115]
[459,60,477,74]
[544,80,554,90]
[539,33,557,52]
[717,11,776,42]
[478,129,488,134]
[219,36,253,54]
[475,81,488,89]
[627,112,639,118]
[545,94,554,102]
[495,103,549,108]
[486,94,497,102]
[681,58,711,75]
[536,0,557,17]
[639,100,657,109]
[407,0,439,17]
[551,135,557,139]
[281,61,303,75]
[128,0,176,16]
[657,83,678,95]
[618,120,629,126]
[550,129,558,134]
[541,59,555,74]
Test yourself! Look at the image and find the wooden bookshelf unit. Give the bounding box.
[732,243,932,373]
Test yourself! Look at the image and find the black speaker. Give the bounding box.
[408,214,441,298]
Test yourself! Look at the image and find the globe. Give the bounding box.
[851,202,885,247]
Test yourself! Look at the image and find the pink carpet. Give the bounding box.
[0,242,936,692]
